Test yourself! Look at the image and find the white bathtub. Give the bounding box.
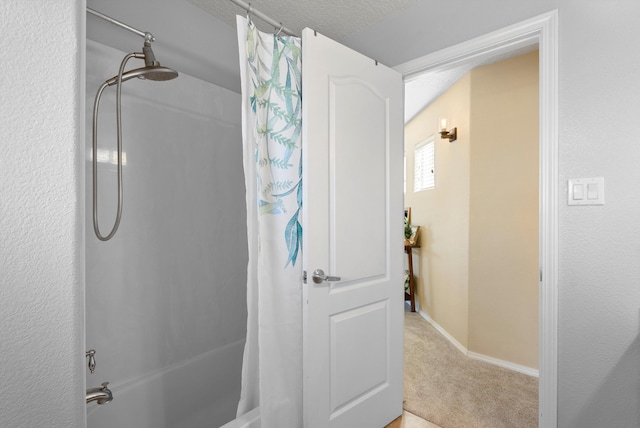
[87,340,245,428]
[219,407,261,428]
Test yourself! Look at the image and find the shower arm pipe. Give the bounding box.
[87,7,156,43]
[228,0,297,37]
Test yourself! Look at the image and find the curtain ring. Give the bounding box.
[276,23,284,37]
[246,3,252,19]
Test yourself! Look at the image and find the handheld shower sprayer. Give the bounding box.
[92,33,178,241]
[103,44,179,86]
[103,35,178,86]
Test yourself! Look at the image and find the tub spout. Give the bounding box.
[86,382,113,405]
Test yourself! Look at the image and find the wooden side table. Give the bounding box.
[404,243,419,312]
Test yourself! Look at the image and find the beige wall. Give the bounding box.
[404,51,539,369]
[405,74,471,349]
[468,51,539,368]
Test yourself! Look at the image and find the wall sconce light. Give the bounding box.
[438,116,457,142]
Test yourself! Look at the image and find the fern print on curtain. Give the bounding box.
[236,16,303,427]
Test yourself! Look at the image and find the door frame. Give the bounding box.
[394,10,558,428]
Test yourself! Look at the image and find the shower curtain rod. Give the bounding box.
[228,0,298,37]
[87,7,156,42]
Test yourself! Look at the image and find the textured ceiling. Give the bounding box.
[188,0,424,41]
[187,0,537,123]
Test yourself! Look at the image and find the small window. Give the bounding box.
[414,137,435,192]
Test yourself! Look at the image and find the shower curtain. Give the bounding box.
[236,16,303,427]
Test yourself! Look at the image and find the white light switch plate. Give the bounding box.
[568,177,605,205]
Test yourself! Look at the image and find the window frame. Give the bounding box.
[414,136,435,192]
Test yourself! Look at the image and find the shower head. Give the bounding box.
[92,41,178,241]
[105,41,178,86]
[105,65,179,86]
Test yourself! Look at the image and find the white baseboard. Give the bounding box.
[417,310,538,378]
[467,351,539,377]
[418,310,467,355]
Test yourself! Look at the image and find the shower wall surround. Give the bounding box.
[86,40,247,427]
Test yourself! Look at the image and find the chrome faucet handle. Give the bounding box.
[100,382,109,390]
[86,350,96,374]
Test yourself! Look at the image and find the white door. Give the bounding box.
[302,29,404,428]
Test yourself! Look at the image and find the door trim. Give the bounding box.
[394,10,558,428]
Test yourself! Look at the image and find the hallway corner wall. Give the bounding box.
[405,74,471,349]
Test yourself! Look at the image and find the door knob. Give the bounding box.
[312,269,341,284]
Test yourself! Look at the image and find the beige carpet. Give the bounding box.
[404,312,538,428]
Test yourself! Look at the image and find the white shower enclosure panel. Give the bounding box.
[85,40,247,428]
